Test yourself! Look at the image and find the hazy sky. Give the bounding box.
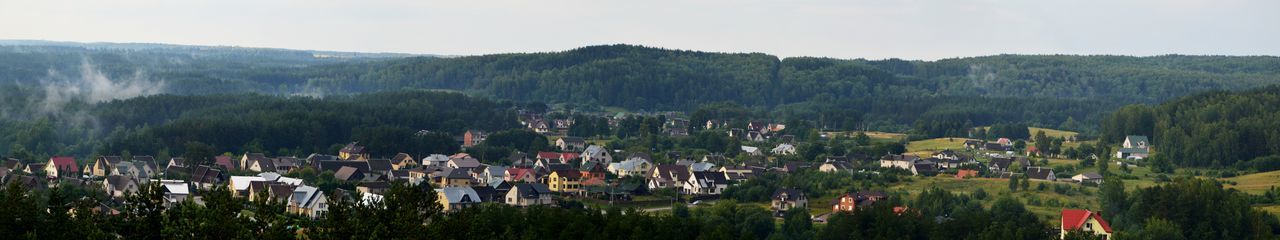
[2,0,1277,60]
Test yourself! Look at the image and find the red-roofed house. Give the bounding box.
[1061,209,1112,239]
[536,152,562,162]
[559,152,581,164]
[46,156,80,178]
[505,168,537,183]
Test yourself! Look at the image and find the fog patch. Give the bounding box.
[36,59,167,114]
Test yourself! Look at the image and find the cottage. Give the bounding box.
[608,153,653,177]
[771,143,797,156]
[818,160,855,173]
[911,160,939,176]
[556,137,587,152]
[683,171,728,195]
[548,169,583,193]
[89,156,123,177]
[228,175,268,197]
[720,166,761,182]
[440,168,474,187]
[770,188,808,213]
[338,142,369,160]
[287,185,328,218]
[963,140,983,150]
[832,191,887,213]
[740,146,762,156]
[648,164,691,189]
[462,130,488,148]
[1026,167,1056,181]
[581,145,612,163]
[506,183,554,207]
[390,153,417,170]
[437,186,481,211]
[422,154,450,166]
[102,175,138,198]
[1072,172,1103,184]
[241,153,271,172]
[505,167,537,183]
[879,154,919,170]
[45,156,80,178]
[447,155,482,169]
[1060,209,1113,239]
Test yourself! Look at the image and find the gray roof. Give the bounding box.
[1026,167,1054,180]
[437,187,481,204]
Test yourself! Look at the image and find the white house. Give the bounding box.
[771,144,797,155]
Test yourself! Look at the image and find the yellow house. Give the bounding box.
[547,170,582,193]
[1061,209,1113,239]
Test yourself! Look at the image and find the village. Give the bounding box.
[0,110,1163,239]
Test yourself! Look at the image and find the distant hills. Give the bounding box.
[3,40,1280,132]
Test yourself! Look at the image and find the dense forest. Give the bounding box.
[0,89,519,162]
[1102,86,1280,168]
[5,42,1280,135]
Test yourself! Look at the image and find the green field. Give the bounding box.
[887,176,1101,222]
[906,138,974,156]
[1226,170,1280,194]
[1029,127,1078,139]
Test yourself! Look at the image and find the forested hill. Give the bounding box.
[4,42,1280,134]
[1102,85,1280,168]
[330,45,1280,109]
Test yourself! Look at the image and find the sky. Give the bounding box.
[1,0,1277,60]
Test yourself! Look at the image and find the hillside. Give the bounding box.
[1102,86,1280,167]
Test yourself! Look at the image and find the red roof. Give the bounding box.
[560,152,580,160]
[1061,209,1113,233]
[48,156,79,173]
[537,152,562,159]
[506,168,533,177]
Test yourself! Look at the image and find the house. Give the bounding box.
[338,142,369,160]
[102,175,138,198]
[440,168,474,187]
[422,154,450,166]
[89,156,123,177]
[770,188,808,213]
[167,157,186,169]
[933,150,961,160]
[548,169,583,193]
[505,167,537,183]
[159,180,191,205]
[241,153,271,172]
[1072,172,1103,184]
[989,157,1013,173]
[45,156,80,178]
[582,145,612,163]
[939,157,977,170]
[740,146,762,156]
[911,161,939,176]
[273,157,302,173]
[879,154,919,170]
[228,175,268,197]
[1122,135,1150,149]
[334,166,365,182]
[213,156,237,170]
[746,131,766,142]
[831,191,888,213]
[2,158,21,171]
[955,169,979,179]
[985,143,1012,152]
[357,181,391,195]
[996,138,1012,146]
[963,140,983,150]
[579,161,607,180]
[556,137,587,152]
[287,185,328,218]
[1060,209,1113,239]
[1115,147,1149,160]
[367,159,393,176]
[189,165,225,189]
[390,153,417,170]
[437,186,482,211]
[462,130,488,148]
[1026,167,1056,181]
[23,163,45,175]
[683,171,728,195]
[608,153,653,177]
[648,164,691,189]
[447,155,482,169]
[818,160,856,173]
[506,183,554,207]
[720,166,761,182]
[771,143,797,155]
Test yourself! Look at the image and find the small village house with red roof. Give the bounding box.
[1061,209,1112,239]
[46,156,80,178]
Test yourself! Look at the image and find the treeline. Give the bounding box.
[0,90,519,162]
[1102,86,1280,168]
[1099,177,1279,239]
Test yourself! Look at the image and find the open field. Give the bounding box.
[906,138,974,156]
[1226,170,1280,194]
[1258,205,1280,218]
[886,176,1101,222]
[1029,127,1078,139]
